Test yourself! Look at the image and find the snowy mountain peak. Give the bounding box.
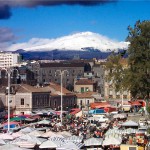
[7,31,129,52]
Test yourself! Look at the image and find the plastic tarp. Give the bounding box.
[89,109,105,114]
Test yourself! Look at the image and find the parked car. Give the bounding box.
[88,115,109,122]
[139,118,147,127]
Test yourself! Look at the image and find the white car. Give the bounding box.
[139,118,147,127]
[88,115,109,122]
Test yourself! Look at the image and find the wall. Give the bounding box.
[74,84,94,93]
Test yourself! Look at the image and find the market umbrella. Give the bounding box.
[84,137,103,146]
[10,117,25,122]
[49,134,64,139]
[56,141,84,150]
[30,137,47,145]
[121,120,138,127]
[12,132,24,138]
[37,119,50,125]
[0,144,24,150]
[103,137,122,146]
[14,140,36,148]
[20,127,35,133]
[41,131,58,138]
[0,139,6,145]
[58,131,72,138]
[29,130,44,137]
[64,135,83,143]
[0,133,14,140]
[39,140,61,149]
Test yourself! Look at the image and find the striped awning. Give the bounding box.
[56,141,84,150]
[64,135,83,143]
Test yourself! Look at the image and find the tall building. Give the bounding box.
[0,52,22,69]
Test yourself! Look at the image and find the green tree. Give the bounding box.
[105,53,128,93]
[127,20,150,99]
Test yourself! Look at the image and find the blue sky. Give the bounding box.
[0,0,150,46]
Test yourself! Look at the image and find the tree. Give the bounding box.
[127,20,150,99]
[105,53,128,92]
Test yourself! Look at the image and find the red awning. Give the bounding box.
[131,101,142,106]
[4,114,17,119]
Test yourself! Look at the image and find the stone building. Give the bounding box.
[92,62,105,96]
[0,83,76,114]
[34,61,86,90]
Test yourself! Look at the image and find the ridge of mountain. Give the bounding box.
[8,31,129,52]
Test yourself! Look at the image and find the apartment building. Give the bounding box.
[104,58,131,100]
[0,52,22,69]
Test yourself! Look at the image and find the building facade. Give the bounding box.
[0,83,76,114]
[28,61,86,89]
[74,78,97,93]
[0,52,22,68]
[103,58,131,100]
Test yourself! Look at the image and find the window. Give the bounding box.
[80,100,82,105]
[87,100,89,105]
[81,87,84,93]
[86,87,89,92]
[109,95,113,98]
[116,95,120,99]
[21,98,24,105]
[123,95,127,99]
[129,147,136,150]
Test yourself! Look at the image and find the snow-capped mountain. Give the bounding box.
[7,32,129,52]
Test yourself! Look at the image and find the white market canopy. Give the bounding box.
[121,120,138,127]
[20,127,35,133]
[103,137,122,146]
[56,141,84,150]
[84,137,103,146]
[0,144,24,150]
[64,135,83,143]
[37,119,50,125]
[0,139,6,145]
[0,133,14,140]
[29,130,44,137]
[39,140,62,149]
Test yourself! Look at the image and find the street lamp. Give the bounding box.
[0,67,19,133]
[55,70,69,125]
[121,92,124,111]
